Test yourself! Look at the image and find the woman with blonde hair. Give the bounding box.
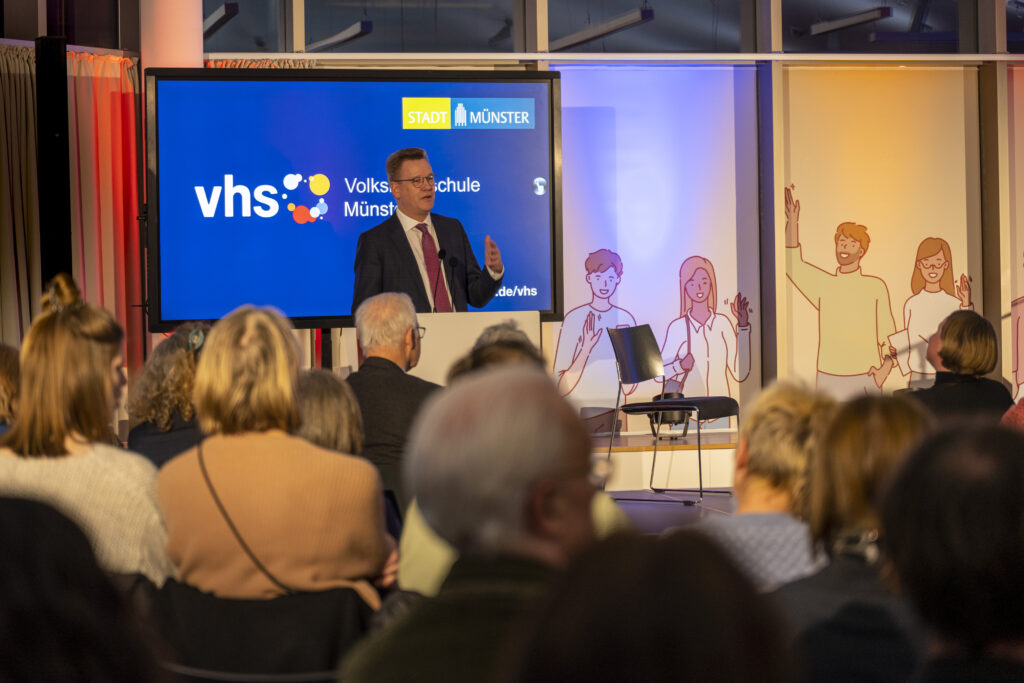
[774,395,932,683]
[157,306,392,608]
[127,322,210,467]
[912,309,1012,422]
[900,237,971,388]
[659,256,751,424]
[0,303,172,585]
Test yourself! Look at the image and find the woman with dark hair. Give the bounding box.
[507,532,791,683]
[127,322,210,467]
[0,497,164,682]
[911,309,1012,422]
[0,304,172,585]
[773,395,932,683]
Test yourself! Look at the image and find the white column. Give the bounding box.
[139,0,203,69]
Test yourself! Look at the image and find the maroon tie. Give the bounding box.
[414,223,452,312]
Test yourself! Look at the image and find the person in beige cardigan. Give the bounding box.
[157,306,393,609]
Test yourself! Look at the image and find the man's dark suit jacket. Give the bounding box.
[345,356,441,513]
[352,213,502,313]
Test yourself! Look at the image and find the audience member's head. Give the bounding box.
[297,369,364,454]
[446,337,545,383]
[807,395,930,555]
[406,365,594,566]
[2,304,124,455]
[127,322,209,431]
[882,426,1024,654]
[927,309,998,376]
[508,531,791,683]
[354,292,421,371]
[471,320,533,351]
[0,496,161,681]
[40,272,82,313]
[192,306,299,436]
[735,381,835,513]
[0,343,18,428]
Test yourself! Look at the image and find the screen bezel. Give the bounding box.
[144,67,563,332]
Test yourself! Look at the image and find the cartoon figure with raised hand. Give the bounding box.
[660,256,751,410]
[553,249,637,400]
[785,186,896,398]
[892,237,972,389]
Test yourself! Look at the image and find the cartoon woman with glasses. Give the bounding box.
[898,237,971,388]
[660,256,751,425]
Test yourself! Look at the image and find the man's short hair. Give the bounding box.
[834,222,870,253]
[386,148,428,182]
[355,292,417,353]
[584,249,623,277]
[882,426,1024,651]
[938,309,998,376]
[741,381,835,505]
[405,365,590,553]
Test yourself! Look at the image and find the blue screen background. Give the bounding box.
[154,78,555,323]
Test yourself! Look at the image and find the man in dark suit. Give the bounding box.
[352,148,504,313]
[346,292,440,513]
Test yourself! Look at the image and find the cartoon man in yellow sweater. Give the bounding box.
[785,187,896,398]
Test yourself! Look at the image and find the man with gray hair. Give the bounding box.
[345,292,440,513]
[340,365,597,683]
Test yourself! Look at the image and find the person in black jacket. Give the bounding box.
[910,309,1012,422]
[346,292,440,513]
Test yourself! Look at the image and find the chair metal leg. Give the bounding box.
[696,420,704,502]
[648,410,667,492]
[646,412,733,504]
[605,384,623,464]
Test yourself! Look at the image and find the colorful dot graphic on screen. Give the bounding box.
[292,204,315,224]
[309,173,330,196]
[282,172,330,224]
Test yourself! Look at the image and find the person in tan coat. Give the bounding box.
[157,306,392,609]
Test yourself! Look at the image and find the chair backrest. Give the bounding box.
[607,325,664,385]
[151,579,373,675]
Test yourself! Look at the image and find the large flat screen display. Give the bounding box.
[145,69,562,331]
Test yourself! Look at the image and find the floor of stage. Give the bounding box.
[608,488,734,535]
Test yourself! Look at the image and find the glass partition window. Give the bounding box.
[304,0,516,52]
[202,0,281,53]
[549,0,742,53]
[782,0,959,53]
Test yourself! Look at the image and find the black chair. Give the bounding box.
[150,579,374,678]
[606,324,739,502]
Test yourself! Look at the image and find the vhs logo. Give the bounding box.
[403,97,535,130]
[194,172,331,225]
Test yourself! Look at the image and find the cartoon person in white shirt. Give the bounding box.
[553,249,637,401]
[660,256,751,407]
[897,237,971,389]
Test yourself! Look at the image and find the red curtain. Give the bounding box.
[66,52,143,372]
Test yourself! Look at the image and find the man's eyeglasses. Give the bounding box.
[416,326,427,339]
[393,174,436,189]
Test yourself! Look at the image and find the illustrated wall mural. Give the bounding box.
[1009,66,1024,400]
[781,66,981,397]
[555,64,760,427]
